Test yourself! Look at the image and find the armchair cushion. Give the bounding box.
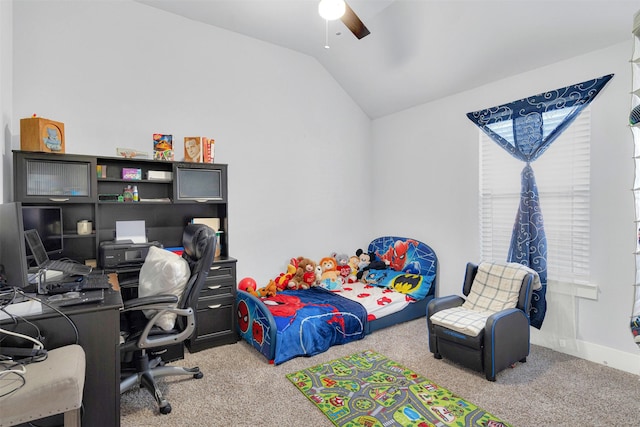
[138,246,190,331]
[430,306,490,337]
[462,262,534,313]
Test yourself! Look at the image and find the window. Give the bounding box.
[479,107,591,285]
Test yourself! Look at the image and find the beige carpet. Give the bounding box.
[120,318,640,426]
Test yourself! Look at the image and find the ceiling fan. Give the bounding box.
[318,0,370,40]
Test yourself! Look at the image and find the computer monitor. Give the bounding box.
[22,205,63,258]
[0,202,30,289]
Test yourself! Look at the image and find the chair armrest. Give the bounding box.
[122,295,179,311]
[426,295,465,333]
[121,295,194,351]
[426,295,465,354]
[427,295,464,316]
[121,306,196,351]
[485,307,528,331]
[484,308,530,378]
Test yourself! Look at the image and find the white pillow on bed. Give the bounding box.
[138,246,191,331]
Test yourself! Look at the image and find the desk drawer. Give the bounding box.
[188,299,237,352]
[206,262,235,283]
[200,281,234,299]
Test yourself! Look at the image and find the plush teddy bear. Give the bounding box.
[332,252,352,284]
[287,256,317,290]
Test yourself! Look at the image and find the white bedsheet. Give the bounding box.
[330,281,411,321]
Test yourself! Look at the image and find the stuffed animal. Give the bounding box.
[246,279,277,298]
[318,256,341,290]
[287,256,317,290]
[355,249,389,281]
[348,255,360,283]
[273,258,299,291]
[319,256,339,281]
[333,252,352,284]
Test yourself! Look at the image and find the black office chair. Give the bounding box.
[119,223,216,414]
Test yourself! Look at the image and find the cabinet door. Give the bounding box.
[14,152,97,203]
[173,163,227,203]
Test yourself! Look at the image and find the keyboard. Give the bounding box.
[46,259,92,276]
[48,291,104,307]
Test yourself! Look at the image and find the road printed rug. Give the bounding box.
[286,350,511,427]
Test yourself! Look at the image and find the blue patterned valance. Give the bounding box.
[466,74,613,329]
[468,74,613,163]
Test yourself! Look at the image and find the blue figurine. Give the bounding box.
[43,127,62,151]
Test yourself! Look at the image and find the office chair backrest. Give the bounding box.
[176,224,216,329]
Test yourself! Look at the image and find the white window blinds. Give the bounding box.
[479,107,591,285]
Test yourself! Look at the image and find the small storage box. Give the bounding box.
[122,168,142,180]
[20,117,65,153]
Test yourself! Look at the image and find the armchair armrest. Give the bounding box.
[427,295,464,317]
[426,295,465,354]
[484,308,530,380]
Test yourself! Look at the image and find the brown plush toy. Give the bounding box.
[288,256,317,290]
[248,279,277,298]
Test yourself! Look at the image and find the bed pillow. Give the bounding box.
[363,269,434,300]
[138,246,191,330]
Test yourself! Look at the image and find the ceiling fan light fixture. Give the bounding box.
[318,0,346,21]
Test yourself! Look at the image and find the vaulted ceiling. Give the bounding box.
[137,0,639,118]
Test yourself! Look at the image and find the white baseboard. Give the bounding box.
[531,332,640,375]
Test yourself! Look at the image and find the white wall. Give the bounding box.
[10,0,373,284]
[10,1,640,374]
[372,42,640,374]
[1,0,12,202]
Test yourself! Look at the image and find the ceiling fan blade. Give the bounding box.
[340,2,370,39]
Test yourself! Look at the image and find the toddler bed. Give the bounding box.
[236,236,438,364]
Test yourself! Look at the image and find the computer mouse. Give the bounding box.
[64,291,81,299]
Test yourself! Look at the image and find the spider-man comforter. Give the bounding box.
[237,288,367,365]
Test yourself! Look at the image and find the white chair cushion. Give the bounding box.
[462,261,534,313]
[138,246,191,331]
[430,306,491,337]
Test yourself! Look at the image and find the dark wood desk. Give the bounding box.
[1,288,123,426]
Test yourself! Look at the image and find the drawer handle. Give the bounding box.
[49,197,70,202]
[207,285,221,290]
[208,304,222,309]
[195,199,208,203]
[209,266,221,271]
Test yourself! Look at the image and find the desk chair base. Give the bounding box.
[120,351,203,414]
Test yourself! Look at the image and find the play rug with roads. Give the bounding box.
[286,349,511,427]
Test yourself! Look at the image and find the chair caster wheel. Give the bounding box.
[194,371,204,379]
[160,404,172,415]
[434,353,442,360]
